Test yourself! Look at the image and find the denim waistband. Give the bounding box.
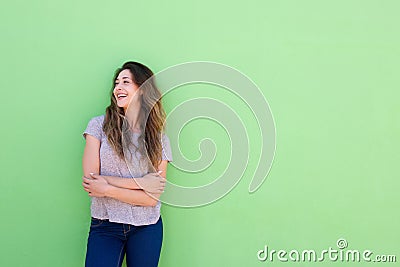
[91,217,109,221]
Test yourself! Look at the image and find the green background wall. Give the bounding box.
[1,0,399,266]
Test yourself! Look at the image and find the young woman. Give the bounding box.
[82,61,173,267]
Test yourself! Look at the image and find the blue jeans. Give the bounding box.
[85,216,163,267]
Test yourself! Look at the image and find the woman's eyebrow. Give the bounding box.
[115,77,131,81]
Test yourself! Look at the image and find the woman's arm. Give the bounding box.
[87,160,169,193]
[141,159,169,203]
[95,172,166,193]
[82,135,100,178]
[106,186,160,206]
[82,134,165,206]
[82,160,170,206]
[82,176,160,206]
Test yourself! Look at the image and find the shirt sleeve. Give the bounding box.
[161,133,173,162]
[82,116,103,141]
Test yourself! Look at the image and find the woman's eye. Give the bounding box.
[124,81,129,84]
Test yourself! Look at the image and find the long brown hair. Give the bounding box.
[103,61,166,171]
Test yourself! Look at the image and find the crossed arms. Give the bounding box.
[82,134,168,207]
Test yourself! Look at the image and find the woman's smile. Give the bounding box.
[113,69,140,109]
[116,93,127,100]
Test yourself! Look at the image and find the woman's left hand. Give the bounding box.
[82,173,110,197]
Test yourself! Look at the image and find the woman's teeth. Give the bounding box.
[117,94,127,100]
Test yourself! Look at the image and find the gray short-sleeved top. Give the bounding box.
[82,115,173,226]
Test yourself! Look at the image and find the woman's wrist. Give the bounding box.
[132,178,144,190]
[104,184,117,198]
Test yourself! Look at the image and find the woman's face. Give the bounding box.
[113,69,141,111]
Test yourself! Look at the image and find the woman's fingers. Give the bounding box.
[82,186,90,193]
[81,177,94,195]
[82,176,91,183]
[82,178,94,195]
[82,182,90,191]
[138,173,167,193]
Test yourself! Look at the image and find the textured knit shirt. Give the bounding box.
[83,115,173,226]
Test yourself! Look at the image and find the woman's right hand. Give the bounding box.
[136,172,166,194]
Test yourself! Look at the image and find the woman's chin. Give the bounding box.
[116,102,126,108]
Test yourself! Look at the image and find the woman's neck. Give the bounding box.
[124,103,142,133]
